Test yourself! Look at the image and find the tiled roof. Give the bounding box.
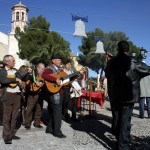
[12,1,28,10]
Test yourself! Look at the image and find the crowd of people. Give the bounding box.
[0,54,85,144]
[1,40,150,150]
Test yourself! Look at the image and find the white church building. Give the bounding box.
[0,1,29,69]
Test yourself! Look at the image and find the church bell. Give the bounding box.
[73,19,87,38]
[95,41,105,54]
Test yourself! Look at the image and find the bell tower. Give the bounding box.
[11,1,29,34]
[8,1,29,69]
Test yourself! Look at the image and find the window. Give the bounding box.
[16,12,19,21]
[22,12,24,21]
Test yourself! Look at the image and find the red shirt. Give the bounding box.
[42,67,64,93]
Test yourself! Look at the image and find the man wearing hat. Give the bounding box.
[42,54,66,138]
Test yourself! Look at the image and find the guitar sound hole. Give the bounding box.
[54,84,59,87]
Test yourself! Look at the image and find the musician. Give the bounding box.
[42,54,66,138]
[24,63,45,130]
[63,60,83,121]
[0,55,22,144]
[61,60,73,121]
[0,84,3,126]
[0,63,3,126]
[17,65,32,126]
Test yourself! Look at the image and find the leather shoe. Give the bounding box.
[45,129,53,134]
[54,133,66,138]
[33,124,43,128]
[25,125,31,130]
[4,139,12,144]
[0,121,3,126]
[71,118,81,122]
[12,135,21,140]
[139,116,144,119]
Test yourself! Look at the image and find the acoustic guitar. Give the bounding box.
[7,75,17,87]
[45,67,87,93]
[27,76,44,92]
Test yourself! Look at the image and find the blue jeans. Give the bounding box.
[139,97,150,118]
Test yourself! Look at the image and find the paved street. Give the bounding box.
[0,100,150,150]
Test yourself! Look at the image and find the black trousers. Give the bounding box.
[0,100,3,125]
[47,92,63,135]
[71,97,78,119]
[110,100,118,135]
[62,87,70,117]
[112,103,134,150]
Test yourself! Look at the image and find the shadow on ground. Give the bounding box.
[41,107,150,150]
[130,135,150,150]
[70,112,150,150]
[70,112,116,150]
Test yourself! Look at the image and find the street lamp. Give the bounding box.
[131,52,136,57]
[140,47,148,59]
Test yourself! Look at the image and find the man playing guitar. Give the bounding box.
[0,55,22,144]
[42,54,66,138]
[42,54,85,138]
[24,63,45,130]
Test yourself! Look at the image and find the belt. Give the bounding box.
[7,92,21,95]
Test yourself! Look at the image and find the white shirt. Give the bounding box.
[6,67,21,93]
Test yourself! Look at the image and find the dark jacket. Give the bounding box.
[0,68,16,101]
[105,53,150,104]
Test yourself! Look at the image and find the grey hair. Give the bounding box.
[3,55,13,64]
[36,63,45,68]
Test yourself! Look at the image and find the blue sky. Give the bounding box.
[0,0,150,77]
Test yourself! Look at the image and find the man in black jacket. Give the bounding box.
[105,41,150,150]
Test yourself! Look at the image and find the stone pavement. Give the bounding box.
[0,100,150,150]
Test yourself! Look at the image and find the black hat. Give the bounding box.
[51,54,62,60]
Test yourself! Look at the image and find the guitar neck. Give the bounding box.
[62,72,79,80]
